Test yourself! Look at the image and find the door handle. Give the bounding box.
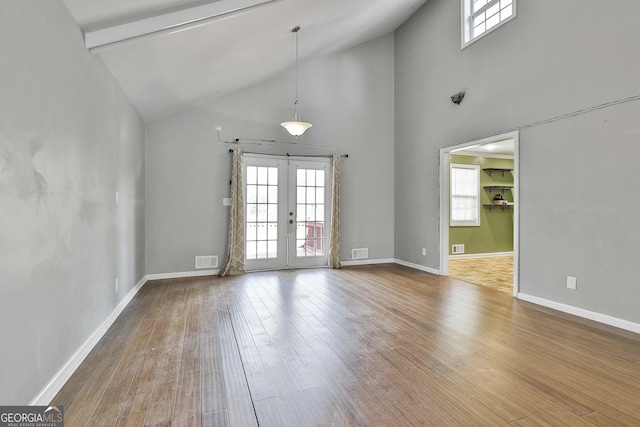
[289,220,294,224]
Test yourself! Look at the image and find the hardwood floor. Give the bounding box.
[52,265,640,426]
[448,256,513,294]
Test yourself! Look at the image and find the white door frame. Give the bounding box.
[287,158,331,269]
[243,155,289,271]
[439,130,520,297]
[243,154,331,272]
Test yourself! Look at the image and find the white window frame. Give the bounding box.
[450,164,480,227]
[461,0,517,49]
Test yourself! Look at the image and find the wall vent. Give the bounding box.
[452,244,465,254]
[195,255,218,269]
[351,248,369,260]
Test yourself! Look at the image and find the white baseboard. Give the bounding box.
[449,251,514,260]
[517,293,640,335]
[30,275,148,405]
[393,258,441,276]
[341,258,395,267]
[145,269,220,281]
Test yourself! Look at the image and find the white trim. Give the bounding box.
[440,150,450,277]
[517,293,640,335]
[341,258,395,267]
[145,270,220,281]
[445,131,520,152]
[30,275,148,405]
[393,259,442,276]
[460,0,470,49]
[440,130,520,295]
[449,251,513,259]
[512,133,520,297]
[452,151,514,160]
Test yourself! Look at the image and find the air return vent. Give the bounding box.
[195,255,218,269]
[351,248,369,260]
[452,244,465,254]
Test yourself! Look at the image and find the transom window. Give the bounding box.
[462,0,516,48]
[450,164,480,227]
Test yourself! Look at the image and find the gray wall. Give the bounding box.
[146,34,395,274]
[395,0,640,322]
[0,1,146,403]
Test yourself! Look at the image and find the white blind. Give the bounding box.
[451,165,480,225]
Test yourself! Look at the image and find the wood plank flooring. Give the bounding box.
[449,256,513,294]
[52,264,640,426]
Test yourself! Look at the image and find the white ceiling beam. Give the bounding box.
[84,0,274,50]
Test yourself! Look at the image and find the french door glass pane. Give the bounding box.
[246,240,256,259]
[246,165,279,260]
[246,167,257,184]
[296,167,326,258]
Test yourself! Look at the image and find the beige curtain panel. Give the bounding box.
[219,148,246,276]
[328,153,342,269]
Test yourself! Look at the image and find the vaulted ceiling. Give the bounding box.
[62,0,428,122]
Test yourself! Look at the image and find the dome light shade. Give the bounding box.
[281,121,313,136]
[281,101,312,136]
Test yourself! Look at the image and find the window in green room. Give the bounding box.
[450,164,480,226]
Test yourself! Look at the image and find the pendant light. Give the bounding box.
[281,26,312,137]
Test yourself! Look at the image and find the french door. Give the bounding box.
[244,155,331,271]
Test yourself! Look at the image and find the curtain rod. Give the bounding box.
[229,149,348,158]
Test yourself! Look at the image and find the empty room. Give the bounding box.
[2,0,640,425]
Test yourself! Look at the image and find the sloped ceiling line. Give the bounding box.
[85,0,276,51]
[62,0,428,121]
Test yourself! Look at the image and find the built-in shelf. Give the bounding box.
[483,168,513,177]
[484,204,514,211]
[484,185,514,194]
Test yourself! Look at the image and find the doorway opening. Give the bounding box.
[244,154,331,271]
[439,131,520,296]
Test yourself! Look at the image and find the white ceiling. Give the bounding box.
[62,0,428,122]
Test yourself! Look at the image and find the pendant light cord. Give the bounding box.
[295,30,299,103]
[293,25,301,104]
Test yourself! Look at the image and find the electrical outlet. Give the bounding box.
[566,276,577,290]
[421,248,426,256]
[115,278,119,292]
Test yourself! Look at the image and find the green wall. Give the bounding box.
[449,155,514,255]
